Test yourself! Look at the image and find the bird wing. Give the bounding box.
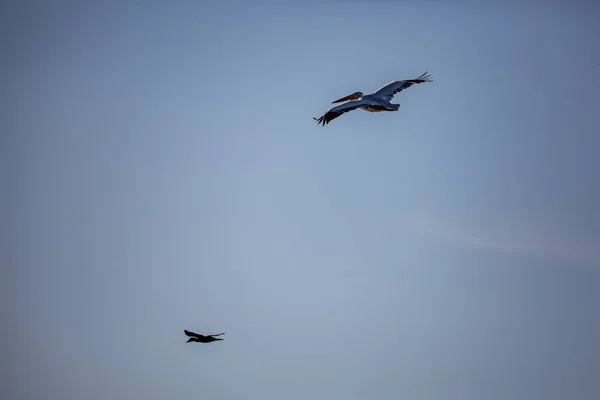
[313,99,367,126]
[371,72,433,102]
[184,329,206,339]
[209,333,225,337]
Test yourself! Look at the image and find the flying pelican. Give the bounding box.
[313,72,433,126]
[184,329,225,343]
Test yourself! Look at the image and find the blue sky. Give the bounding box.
[3,1,600,399]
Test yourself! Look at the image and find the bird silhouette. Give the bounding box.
[184,329,225,343]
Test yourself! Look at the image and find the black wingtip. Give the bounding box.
[314,116,326,126]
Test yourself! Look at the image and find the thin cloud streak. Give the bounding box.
[400,209,600,268]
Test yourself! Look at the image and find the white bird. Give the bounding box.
[313,72,433,126]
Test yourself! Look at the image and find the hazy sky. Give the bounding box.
[2,1,600,399]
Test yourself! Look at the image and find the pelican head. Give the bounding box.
[332,91,363,104]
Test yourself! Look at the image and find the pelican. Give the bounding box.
[184,329,225,343]
[313,72,433,126]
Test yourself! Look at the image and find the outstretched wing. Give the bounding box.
[184,329,206,339]
[313,99,366,126]
[209,333,225,337]
[372,72,433,102]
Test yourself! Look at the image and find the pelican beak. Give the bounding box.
[332,93,357,104]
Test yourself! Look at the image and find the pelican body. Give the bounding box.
[313,72,433,126]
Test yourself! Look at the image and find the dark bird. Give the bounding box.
[313,72,433,126]
[184,329,225,343]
